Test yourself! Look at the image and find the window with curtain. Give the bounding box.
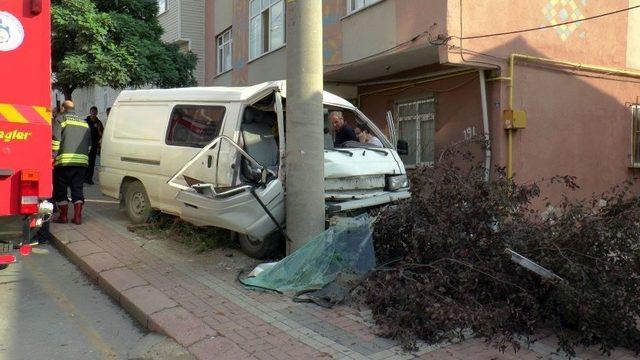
[249,0,285,60]
[396,98,436,167]
[216,29,233,74]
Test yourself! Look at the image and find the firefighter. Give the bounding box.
[52,100,91,225]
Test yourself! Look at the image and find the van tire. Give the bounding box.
[238,232,280,259]
[124,181,152,224]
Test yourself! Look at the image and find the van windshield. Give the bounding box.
[323,107,389,150]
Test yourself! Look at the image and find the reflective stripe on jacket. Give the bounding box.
[52,111,91,167]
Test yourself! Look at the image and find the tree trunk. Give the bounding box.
[61,86,73,101]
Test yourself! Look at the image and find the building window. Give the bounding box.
[249,0,285,60]
[396,98,435,167]
[633,106,640,166]
[347,0,381,14]
[157,0,167,14]
[166,105,226,148]
[217,29,233,74]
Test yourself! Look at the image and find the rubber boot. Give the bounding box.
[72,203,83,225]
[54,204,69,224]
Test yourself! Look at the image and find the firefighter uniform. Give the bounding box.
[52,110,91,224]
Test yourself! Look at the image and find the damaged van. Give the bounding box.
[99,81,409,258]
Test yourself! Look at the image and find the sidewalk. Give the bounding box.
[49,185,636,360]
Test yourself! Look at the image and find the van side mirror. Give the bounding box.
[397,139,409,155]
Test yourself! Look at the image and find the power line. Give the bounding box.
[324,30,431,68]
[456,4,640,40]
[363,74,480,98]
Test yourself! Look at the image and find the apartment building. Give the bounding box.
[158,0,206,85]
[205,0,640,200]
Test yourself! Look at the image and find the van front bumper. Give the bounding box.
[325,189,410,213]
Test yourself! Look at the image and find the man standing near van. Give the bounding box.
[52,101,91,225]
[85,106,104,185]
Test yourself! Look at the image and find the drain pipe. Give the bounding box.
[507,54,515,179]
[479,70,491,182]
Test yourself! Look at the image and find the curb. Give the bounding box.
[49,226,218,359]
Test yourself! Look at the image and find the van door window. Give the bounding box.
[166,105,225,147]
[240,106,279,183]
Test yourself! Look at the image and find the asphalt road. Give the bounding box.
[0,241,145,360]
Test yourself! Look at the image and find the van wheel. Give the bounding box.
[238,232,281,259]
[124,181,152,224]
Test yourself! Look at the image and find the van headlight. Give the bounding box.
[386,175,408,191]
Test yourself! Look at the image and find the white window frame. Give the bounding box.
[632,105,640,167]
[216,28,233,75]
[157,0,167,15]
[395,98,436,167]
[249,0,285,61]
[347,0,382,14]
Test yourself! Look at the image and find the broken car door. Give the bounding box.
[167,97,284,240]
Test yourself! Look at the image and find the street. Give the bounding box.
[0,242,145,360]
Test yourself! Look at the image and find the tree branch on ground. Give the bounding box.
[362,140,640,357]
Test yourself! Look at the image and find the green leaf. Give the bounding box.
[52,0,197,98]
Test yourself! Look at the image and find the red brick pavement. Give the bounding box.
[47,190,640,360]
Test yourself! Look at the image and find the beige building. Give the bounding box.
[158,0,206,85]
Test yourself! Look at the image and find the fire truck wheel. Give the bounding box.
[238,232,281,259]
[124,181,152,224]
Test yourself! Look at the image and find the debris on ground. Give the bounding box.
[240,214,375,306]
[128,213,235,253]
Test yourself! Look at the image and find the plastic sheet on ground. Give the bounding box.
[240,214,376,294]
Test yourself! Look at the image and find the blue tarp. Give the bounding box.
[240,215,376,293]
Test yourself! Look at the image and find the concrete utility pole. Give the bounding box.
[285,0,325,253]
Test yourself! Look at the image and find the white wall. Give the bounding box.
[181,0,206,85]
[341,0,397,64]
[158,0,181,43]
[247,48,287,85]
[66,86,121,124]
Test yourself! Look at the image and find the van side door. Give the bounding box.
[168,92,285,239]
[159,103,233,215]
[168,135,284,239]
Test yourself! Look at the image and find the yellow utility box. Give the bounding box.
[503,109,527,129]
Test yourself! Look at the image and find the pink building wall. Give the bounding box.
[203,0,640,201]
[441,0,640,200]
[359,70,486,165]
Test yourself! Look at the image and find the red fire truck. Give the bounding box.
[0,0,53,268]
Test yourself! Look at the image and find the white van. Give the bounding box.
[99,81,410,258]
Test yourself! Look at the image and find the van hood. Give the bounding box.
[324,148,405,178]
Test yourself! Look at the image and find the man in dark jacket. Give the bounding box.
[329,111,357,147]
[85,106,104,185]
[52,101,91,225]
